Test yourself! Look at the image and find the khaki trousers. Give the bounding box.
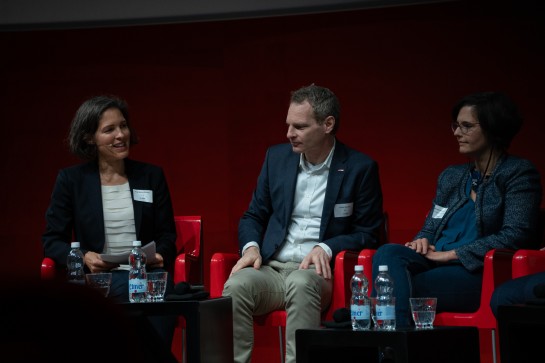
[222,260,332,363]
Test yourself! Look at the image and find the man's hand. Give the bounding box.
[300,246,332,280]
[230,246,262,277]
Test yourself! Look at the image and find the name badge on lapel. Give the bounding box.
[334,202,353,218]
[133,189,153,203]
[432,204,447,219]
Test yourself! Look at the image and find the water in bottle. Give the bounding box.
[66,241,85,285]
[350,265,371,330]
[128,240,148,303]
[374,264,396,330]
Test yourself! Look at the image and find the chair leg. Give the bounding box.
[182,328,187,363]
[491,329,497,363]
[278,326,285,363]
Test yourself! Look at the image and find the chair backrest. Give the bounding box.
[174,215,203,284]
[174,215,202,258]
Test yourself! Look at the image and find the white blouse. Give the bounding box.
[101,182,136,267]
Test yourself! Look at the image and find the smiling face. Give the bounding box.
[453,105,490,158]
[285,101,334,164]
[92,107,131,162]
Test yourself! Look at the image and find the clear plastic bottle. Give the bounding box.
[350,265,371,330]
[374,264,396,330]
[128,240,148,303]
[66,241,85,285]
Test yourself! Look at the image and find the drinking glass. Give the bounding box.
[409,297,437,329]
[147,271,168,302]
[85,272,112,297]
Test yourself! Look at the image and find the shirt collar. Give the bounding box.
[299,138,336,172]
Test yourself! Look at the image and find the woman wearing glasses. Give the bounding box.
[371,91,542,327]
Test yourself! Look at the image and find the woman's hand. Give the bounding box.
[405,238,431,254]
[425,249,458,263]
[84,251,119,273]
[147,253,165,269]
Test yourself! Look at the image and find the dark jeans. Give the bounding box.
[490,270,545,317]
[371,243,482,327]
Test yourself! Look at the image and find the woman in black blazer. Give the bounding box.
[42,95,177,359]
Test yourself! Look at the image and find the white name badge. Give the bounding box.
[133,189,153,203]
[432,204,447,219]
[334,202,353,218]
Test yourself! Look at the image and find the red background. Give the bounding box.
[1,2,543,285]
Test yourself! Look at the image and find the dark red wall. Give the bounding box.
[1,1,544,287]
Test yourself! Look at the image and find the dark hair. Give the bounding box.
[290,84,341,135]
[451,92,522,151]
[68,95,139,160]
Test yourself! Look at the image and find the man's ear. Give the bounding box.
[324,116,335,134]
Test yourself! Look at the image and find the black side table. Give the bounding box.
[498,303,545,363]
[296,326,480,363]
[121,297,233,363]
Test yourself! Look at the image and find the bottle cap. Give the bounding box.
[70,242,80,248]
[354,265,364,272]
[132,240,142,247]
[378,265,388,272]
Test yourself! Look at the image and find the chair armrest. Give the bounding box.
[358,249,377,295]
[210,252,239,298]
[173,253,198,284]
[481,249,515,307]
[512,249,545,278]
[41,257,57,280]
[325,250,359,321]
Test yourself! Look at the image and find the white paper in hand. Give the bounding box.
[100,241,157,264]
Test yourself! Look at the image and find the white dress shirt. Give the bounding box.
[243,143,335,262]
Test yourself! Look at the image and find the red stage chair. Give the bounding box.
[511,208,545,278]
[209,249,358,363]
[209,212,388,363]
[40,215,203,363]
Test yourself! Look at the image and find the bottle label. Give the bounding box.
[376,304,395,320]
[351,304,370,319]
[129,278,148,293]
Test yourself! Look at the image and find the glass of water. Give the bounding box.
[147,271,168,302]
[85,272,112,297]
[409,297,437,329]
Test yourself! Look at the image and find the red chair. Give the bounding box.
[209,249,359,363]
[361,243,514,363]
[172,215,203,285]
[209,213,388,363]
[40,215,203,363]
[511,208,545,279]
[171,215,203,363]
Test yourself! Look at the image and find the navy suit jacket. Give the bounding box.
[42,158,177,270]
[238,140,384,264]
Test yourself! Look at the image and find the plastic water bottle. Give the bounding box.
[66,241,85,285]
[350,265,371,330]
[128,240,148,303]
[374,264,396,330]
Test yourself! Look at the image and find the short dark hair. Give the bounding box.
[68,95,139,160]
[451,91,522,151]
[290,84,341,135]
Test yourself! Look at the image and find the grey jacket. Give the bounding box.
[415,154,542,272]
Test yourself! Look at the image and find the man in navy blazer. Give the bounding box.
[223,84,384,363]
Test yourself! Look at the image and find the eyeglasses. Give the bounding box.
[451,121,480,134]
